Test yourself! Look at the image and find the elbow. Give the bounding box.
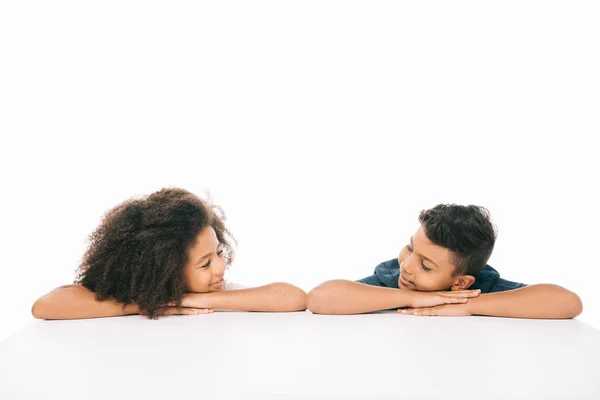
[307,280,340,314]
[306,285,325,314]
[31,296,53,320]
[548,284,583,319]
[272,282,307,311]
[31,285,81,320]
[566,290,583,319]
[31,298,45,319]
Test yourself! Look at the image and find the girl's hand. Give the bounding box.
[140,306,213,316]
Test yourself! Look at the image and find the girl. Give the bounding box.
[32,188,306,319]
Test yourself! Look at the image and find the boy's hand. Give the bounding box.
[398,303,471,316]
[407,289,480,308]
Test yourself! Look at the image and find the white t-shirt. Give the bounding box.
[223,280,248,291]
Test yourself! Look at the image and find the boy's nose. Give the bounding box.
[402,257,415,276]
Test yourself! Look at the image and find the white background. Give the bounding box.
[1,1,598,343]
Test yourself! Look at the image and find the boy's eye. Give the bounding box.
[406,245,413,253]
[201,260,211,269]
[217,249,224,256]
[421,263,432,272]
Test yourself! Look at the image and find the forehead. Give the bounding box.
[412,225,456,270]
[188,226,219,258]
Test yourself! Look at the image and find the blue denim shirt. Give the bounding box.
[357,258,526,293]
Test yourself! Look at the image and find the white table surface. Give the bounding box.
[1,311,599,400]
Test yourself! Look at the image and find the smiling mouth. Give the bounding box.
[400,274,413,286]
[211,279,224,286]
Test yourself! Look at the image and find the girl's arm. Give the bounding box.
[31,285,140,320]
[181,282,307,312]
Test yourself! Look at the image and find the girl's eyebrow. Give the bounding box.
[196,252,212,265]
[196,243,222,265]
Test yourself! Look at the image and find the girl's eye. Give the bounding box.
[421,263,432,272]
[201,260,211,269]
[406,245,413,252]
[217,250,224,256]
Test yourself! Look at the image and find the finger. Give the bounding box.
[445,297,469,304]
[414,309,434,316]
[160,307,213,315]
[446,289,481,297]
[399,308,435,316]
[398,308,421,314]
[398,308,414,314]
[444,289,480,298]
[191,308,213,314]
[157,307,181,316]
[166,300,196,308]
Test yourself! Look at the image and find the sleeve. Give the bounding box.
[224,281,250,290]
[356,274,386,287]
[472,265,527,293]
[487,277,527,293]
[355,258,400,288]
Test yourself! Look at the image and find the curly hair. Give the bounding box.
[74,188,236,318]
[419,204,496,277]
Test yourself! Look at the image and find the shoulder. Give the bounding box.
[471,265,527,293]
[356,258,400,288]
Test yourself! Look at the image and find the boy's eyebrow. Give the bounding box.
[410,236,439,269]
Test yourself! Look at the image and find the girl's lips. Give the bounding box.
[211,279,224,287]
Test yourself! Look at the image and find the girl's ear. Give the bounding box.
[450,275,475,291]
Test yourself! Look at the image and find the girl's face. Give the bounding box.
[183,226,227,293]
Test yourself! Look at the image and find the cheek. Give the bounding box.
[417,273,454,291]
[185,269,212,293]
[398,247,410,263]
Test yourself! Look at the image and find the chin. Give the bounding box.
[398,281,419,291]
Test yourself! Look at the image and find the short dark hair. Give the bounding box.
[419,204,496,277]
[75,188,235,318]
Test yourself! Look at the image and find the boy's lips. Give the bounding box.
[399,274,413,287]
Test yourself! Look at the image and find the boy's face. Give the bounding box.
[397,225,474,292]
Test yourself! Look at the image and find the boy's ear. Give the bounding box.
[450,275,475,291]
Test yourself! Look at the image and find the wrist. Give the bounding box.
[466,294,485,315]
[398,289,417,308]
[185,292,216,309]
[124,302,140,315]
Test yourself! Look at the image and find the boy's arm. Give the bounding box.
[468,284,582,318]
[306,279,480,315]
[401,284,583,319]
[182,282,307,312]
[31,285,140,320]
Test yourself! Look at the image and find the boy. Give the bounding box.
[307,204,582,318]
